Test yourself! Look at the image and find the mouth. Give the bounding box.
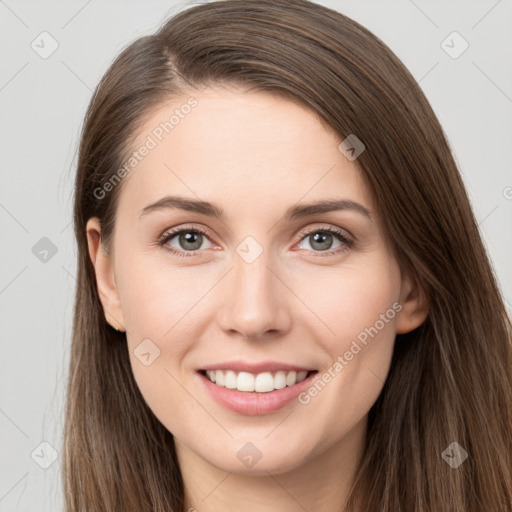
[196,367,319,415]
[197,368,318,393]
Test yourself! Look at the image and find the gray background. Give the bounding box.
[1,0,511,510]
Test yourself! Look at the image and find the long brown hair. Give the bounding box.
[63,1,512,510]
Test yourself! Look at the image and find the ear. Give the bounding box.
[86,217,125,332]
[396,273,430,334]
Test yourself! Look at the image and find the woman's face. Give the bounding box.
[87,85,427,476]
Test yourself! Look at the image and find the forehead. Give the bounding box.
[118,86,375,221]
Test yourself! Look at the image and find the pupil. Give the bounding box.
[311,232,332,251]
[181,231,202,250]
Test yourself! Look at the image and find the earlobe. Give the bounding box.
[396,274,430,334]
[85,217,126,332]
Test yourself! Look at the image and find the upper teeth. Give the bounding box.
[206,370,309,393]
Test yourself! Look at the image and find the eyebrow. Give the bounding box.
[138,195,372,221]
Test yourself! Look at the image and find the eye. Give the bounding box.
[157,225,214,257]
[295,226,354,256]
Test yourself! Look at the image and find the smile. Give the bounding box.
[197,368,319,415]
[202,369,312,393]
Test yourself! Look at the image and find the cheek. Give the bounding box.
[295,256,400,423]
[293,253,401,344]
[118,252,226,381]
[117,250,210,339]
[115,254,206,409]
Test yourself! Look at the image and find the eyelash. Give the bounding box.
[157,224,354,258]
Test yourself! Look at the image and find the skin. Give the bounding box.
[86,85,429,512]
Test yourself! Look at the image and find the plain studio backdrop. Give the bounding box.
[0,0,511,510]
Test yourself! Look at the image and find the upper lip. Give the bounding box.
[199,360,316,374]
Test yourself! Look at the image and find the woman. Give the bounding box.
[63,0,512,510]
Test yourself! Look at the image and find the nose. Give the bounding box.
[216,250,292,340]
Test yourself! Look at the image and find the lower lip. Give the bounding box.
[197,371,318,415]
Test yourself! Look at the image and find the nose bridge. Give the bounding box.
[234,248,273,302]
[216,241,290,338]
